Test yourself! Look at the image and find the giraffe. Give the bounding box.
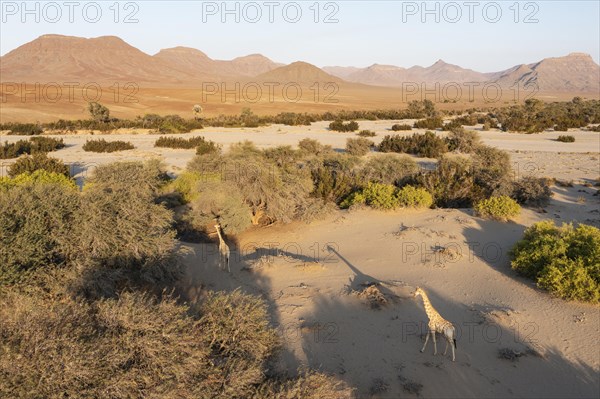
[214,223,230,273]
[414,287,457,361]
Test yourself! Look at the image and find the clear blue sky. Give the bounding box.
[1,0,599,72]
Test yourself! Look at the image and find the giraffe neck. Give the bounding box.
[215,226,224,245]
[420,292,439,320]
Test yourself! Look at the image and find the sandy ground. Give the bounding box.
[180,193,600,398]
[2,122,599,398]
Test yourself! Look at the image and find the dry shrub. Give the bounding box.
[345,137,374,156]
[82,138,134,152]
[255,371,354,399]
[0,183,80,285]
[0,286,280,399]
[359,154,418,185]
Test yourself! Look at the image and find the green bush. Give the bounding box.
[357,129,376,137]
[8,153,70,178]
[413,117,444,130]
[83,139,135,153]
[396,185,433,208]
[391,124,412,131]
[345,137,373,156]
[510,221,600,302]
[196,140,221,155]
[329,120,359,132]
[0,170,77,191]
[556,135,575,143]
[379,131,448,158]
[341,182,398,210]
[474,195,521,221]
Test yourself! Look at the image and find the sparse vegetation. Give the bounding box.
[154,135,219,151]
[83,138,135,152]
[510,221,600,302]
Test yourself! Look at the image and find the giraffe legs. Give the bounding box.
[431,331,437,355]
[443,339,449,356]
[420,331,430,353]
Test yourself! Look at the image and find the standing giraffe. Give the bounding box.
[214,223,230,272]
[414,287,457,361]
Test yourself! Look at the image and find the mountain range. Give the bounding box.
[1,35,599,93]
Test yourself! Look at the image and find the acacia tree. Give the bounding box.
[193,104,203,120]
[88,102,110,123]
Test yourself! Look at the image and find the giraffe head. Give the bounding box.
[413,287,424,298]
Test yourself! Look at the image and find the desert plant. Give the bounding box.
[155,135,217,150]
[88,102,110,122]
[298,138,333,156]
[413,117,444,130]
[329,120,359,132]
[445,128,481,153]
[395,185,433,208]
[359,154,418,185]
[0,137,64,159]
[7,152,70,178]
[345,137,374,156]
[511,176,553,206]
[412,154,477,208]
[83,138,135,153]
[472,145,513,197]
[391,124,412,131]
[3,122,43,135]
[510,221,600,302]
[379,131,448,158]
[474,195,521,221]
[341,182,398,210]
[0,183,80,284]
[357,129,376,137]
[0,170,77,191]
[0,287,282,398]
[192,180,253,234]
[556,135,575,143]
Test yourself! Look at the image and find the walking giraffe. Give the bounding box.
[214,223,230,273]
[414,287,457,361]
